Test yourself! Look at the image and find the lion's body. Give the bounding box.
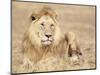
[22,7,82,72]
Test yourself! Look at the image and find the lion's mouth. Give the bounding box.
[41,39,52,45]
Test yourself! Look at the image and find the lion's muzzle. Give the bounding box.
[41,34,53,45]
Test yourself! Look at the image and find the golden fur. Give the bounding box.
[22,7,82,72]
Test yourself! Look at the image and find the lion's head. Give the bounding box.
[22,7,64,63]
[26,7,62,47]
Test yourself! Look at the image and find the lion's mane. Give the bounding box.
[22,7,66,63]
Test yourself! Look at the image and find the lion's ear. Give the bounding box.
[31,16,36,21]
[30,13,39,21]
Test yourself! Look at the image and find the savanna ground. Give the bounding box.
[12,1,96,73]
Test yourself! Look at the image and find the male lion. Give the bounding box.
[22,7,82,72]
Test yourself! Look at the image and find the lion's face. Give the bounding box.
[27,7,61,47]
[37,15,56,45]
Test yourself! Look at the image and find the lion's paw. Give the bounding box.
[69,55,81,65]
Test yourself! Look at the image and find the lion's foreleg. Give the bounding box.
[65,32,82,64]
[22,55,38,72]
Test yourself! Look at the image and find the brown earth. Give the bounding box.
[12,1,96,73]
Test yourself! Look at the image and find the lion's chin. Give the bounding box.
[41,40,52,46]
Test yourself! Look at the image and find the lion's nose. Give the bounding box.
[45,34,52,38]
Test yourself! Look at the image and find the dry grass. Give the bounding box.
[12,1,96,73]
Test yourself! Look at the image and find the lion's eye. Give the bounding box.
[51,24,54,28]
[41,23,44,26]
[51,24,54,27]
